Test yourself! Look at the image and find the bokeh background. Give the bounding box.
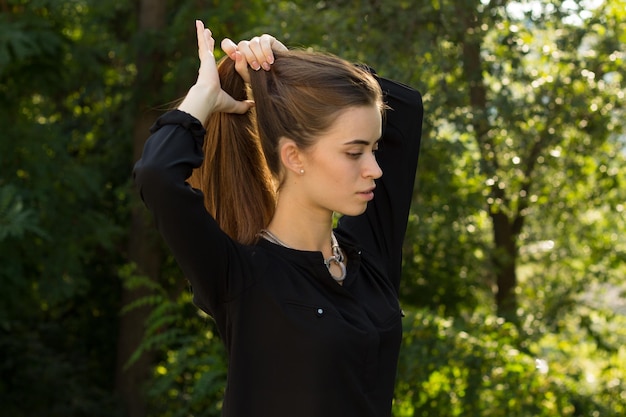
[1,0,625,416]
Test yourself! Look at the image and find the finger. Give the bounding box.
[258,34,287,66]
[247,37,270,70]
[195,20,205,53]
[201,28,215,57]
[204,29,215,52]
[233,51,251,83]
[257,35,275,66]
[217,91,254,114]
[221,37,238,60]
[230,99,254,114]
[272,38,288,53]
[194,22,221,91]
[196,21,215,61]
[237,40,262,71]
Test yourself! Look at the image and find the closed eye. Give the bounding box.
[344,138,380,159]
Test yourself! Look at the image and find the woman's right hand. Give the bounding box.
[221,34,288,83]
[178,21,253,122]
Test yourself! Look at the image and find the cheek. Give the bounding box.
[327,160,358,186]
[315,155,343,179]
[309,153,360,189]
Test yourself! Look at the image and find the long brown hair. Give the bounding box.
[189,50,383,244]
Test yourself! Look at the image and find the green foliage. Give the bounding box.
[0,320,123,417]
[1,0,625,416]
[273,1,626,415]
[395,308,626,416]
[0,0,130,415]
[401,132,490,314]
[120,265,227,417]
[0,184,45,241]
[396,310,541,416]
[272,0,626,314]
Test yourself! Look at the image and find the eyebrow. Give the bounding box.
[342,138,380,146]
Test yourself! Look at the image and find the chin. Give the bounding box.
[338,206,368,217]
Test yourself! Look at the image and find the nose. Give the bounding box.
[364,153,383,179]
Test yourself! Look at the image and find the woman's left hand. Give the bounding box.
[178,21,253,122]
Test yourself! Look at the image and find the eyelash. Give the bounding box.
[347,143,379,159]
[347,150,378,160]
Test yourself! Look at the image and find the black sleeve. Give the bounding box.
[337,77,423,293]
[132,110,250,316]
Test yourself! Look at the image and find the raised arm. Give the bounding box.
[133,21,259,315]
[337,76,423,293]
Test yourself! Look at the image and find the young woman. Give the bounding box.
[134,20,423,417]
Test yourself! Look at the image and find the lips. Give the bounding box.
[357,186,376,200]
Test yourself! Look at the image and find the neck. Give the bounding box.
[266,194,334,256]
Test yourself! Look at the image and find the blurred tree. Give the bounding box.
[118,2,168,415]
[1,0,268,415]
[2,0,625,416]
[268,0,626,321]
[0,0,129,415]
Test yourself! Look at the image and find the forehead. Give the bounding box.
[321,105,382,143]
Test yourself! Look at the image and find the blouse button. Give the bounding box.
[316,308,324,317]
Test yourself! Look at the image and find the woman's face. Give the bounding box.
[299,104,383,217]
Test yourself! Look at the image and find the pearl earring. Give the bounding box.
[299,169,305,175]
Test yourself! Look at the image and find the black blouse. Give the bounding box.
[133,76,423,417]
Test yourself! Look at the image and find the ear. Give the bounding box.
[279,138,305,176]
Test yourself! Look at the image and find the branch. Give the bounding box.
[511,130,553,235]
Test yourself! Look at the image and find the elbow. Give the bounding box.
[132,161,171,207]
[407,89,424,121]
[133,159,157,190]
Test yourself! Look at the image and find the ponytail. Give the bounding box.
[188,57,275,245]
[189,50,382,245]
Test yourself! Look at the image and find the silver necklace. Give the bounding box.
[259,229,347,283]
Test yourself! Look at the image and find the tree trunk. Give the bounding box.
[491,211,518,320]
[455,3,520,319]
[115,1,167,416]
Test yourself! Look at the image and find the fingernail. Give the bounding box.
[268,56,274,65]
[252,61,261,71]
[262,62,271,71]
